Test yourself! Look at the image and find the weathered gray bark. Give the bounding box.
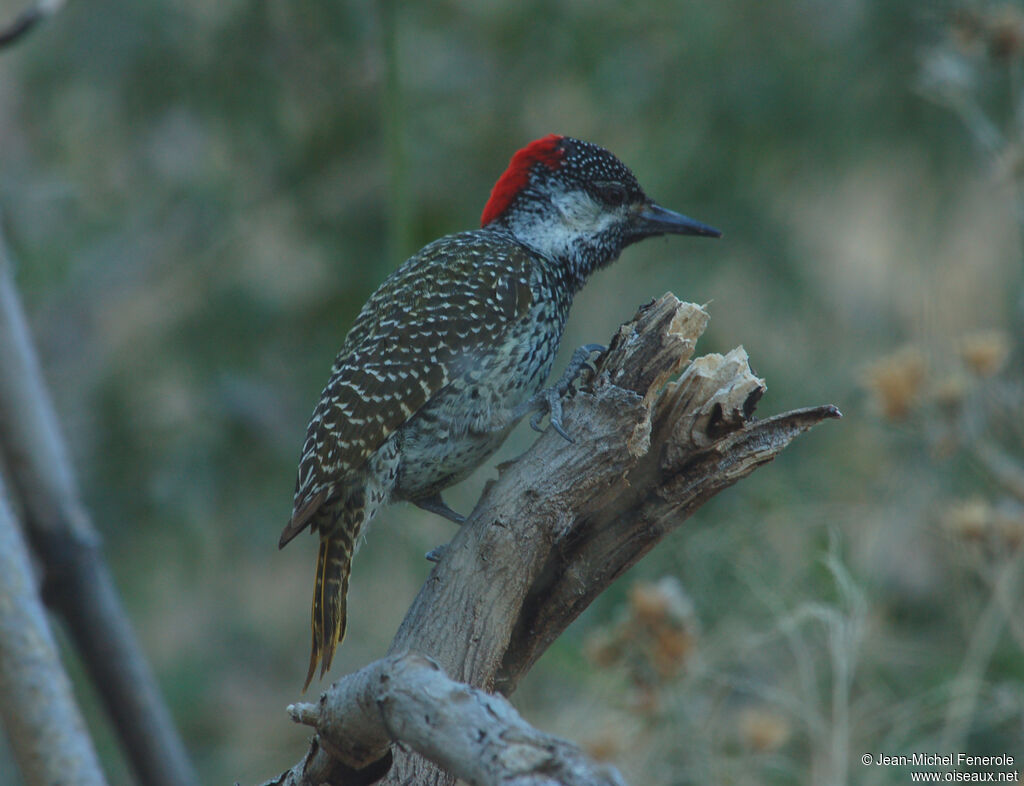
[277,653,627,786]
[0,0,65,48]
[263,294,840,786]
[0,227,198,786]
[0,471,107,786]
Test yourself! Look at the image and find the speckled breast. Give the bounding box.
[392,274,571,502]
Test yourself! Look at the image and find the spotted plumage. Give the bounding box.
[281,135,720,689]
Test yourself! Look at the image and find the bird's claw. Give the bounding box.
[521,344,605,443]
[529,389,573,441]
[425,544,447,562]
[580,342,607,366]
[563,344,606,390]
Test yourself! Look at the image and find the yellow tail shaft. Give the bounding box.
[304,530,354,691]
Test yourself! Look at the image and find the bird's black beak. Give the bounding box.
[632,202,722,239]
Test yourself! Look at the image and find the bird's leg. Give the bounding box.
[412,492,466,525]
[425,343,604,563]
[414,493,466,563]
[511,343,606,443]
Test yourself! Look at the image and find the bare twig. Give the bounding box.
[266,294,840,785]
[0,472,107,786]
[265,653,625,786]
[0,226,198,786]
[940,547,1024,753]
[0,0,65,49]
[972,440,1024,505]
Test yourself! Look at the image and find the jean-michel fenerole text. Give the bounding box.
[871,754,1015,768]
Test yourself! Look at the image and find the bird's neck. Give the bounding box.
[496,213,621,295]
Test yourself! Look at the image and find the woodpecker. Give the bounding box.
[280,134,720,689]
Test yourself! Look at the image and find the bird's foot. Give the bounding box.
[513,343,605,443]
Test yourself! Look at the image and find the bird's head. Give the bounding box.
[481,134,720,284]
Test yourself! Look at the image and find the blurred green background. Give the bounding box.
[2,0,1023,783]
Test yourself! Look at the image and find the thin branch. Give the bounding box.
[264,653,625,786]
[972,439,1024,505]
[265,293,840,786]
[0,472,107,786]
[940,546,1024,752]
[0,0,65,49]
[0,225,199,786]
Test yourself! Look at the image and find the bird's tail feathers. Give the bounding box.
[303,509,360,692]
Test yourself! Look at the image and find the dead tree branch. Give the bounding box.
[0,471,107,786]
[269,653,626,786]
[0,0,64,49]
[0,225,198,786]
[264,293,840,785]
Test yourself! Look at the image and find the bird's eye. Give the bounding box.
[599,184,628,206]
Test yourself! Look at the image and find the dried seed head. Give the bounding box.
[863,346,928,420]
[959,330,1011,378]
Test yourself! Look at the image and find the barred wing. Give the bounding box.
[281,233,535,543]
